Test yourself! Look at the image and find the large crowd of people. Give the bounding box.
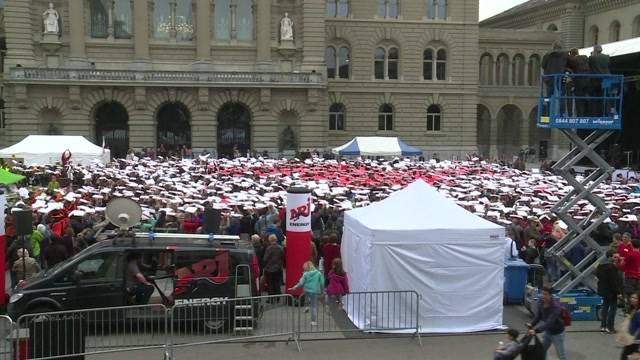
[2,154,640,358]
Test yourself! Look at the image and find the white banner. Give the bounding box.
[286,192,312,233]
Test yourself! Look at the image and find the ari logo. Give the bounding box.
[290,197,311,222]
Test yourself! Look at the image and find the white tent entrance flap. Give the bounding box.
[0,135,111,165]
[341,180,505,333]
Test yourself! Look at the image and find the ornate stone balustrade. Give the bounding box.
[9,68,324,87]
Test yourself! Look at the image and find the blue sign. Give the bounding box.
[536,74,624,130]
[538,115,622,130]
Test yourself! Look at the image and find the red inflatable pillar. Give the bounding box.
[285,187,312,297]
[0,190,6,305]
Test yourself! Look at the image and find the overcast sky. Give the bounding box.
[480,0,529,21]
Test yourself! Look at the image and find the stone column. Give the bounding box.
[132,0,151,68]
[195,0,212,64]
[66,0,88,67]
[107,0,115,40]
[256,0,272,69]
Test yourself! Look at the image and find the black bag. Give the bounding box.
[520,335,545,360]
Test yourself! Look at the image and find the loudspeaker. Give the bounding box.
[203,208,221,234]
[14,209,33,236]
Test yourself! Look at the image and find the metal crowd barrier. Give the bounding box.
[15,304,169,360]
[169,294,300,354]
[296,290,422,345]
[1,290,422,359]
[0,316,13,360]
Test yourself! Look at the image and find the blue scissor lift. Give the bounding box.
[537,73,624,294]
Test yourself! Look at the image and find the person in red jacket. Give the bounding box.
[620,239,640,313]
[619,233,633,258]
[321,234,341,282]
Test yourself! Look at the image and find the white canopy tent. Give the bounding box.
[332,137,423,157]
[341,180,505,333]
[0,135,111,166]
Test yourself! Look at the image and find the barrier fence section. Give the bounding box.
[169,294,300,354]
[0,316,13,360]
[2,291,422,359]
[15,304,169,360]
[296,290,422,345]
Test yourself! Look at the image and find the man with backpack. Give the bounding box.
[527,286,568,360]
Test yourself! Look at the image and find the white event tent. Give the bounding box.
[341,180,505,333]
[0,135,111,166]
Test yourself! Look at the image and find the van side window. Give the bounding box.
[61,252,123,283]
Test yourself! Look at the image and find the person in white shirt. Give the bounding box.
[504,228,519,262]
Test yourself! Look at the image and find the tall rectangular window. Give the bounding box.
[338,47,350,79]
[176,0,194,41]
[153,0,171,40]
[326,0,337,16]
[214,0,231,40]
[90,0,108,38]
[236,0,254,41]
[376,0,386,17]
[437,0,446,19]
[114,0,132,39]
[426,0,435,19]
[388,47,399,80]
[374,48,385,80]
[338,0,348,16]
[326,47,337,79]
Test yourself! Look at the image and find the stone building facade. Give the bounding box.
[0,0,635,161]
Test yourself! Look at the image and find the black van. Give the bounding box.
[8,233,261,328]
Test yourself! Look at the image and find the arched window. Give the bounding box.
[610,20,621,42]
[375,46,399,80]
[496,54,510,86]
[374,47,386,79]
[547,24,558,32]
[479,53,493,85]
[426,105,441,132]
[326,0,349,17]
[326,47,337,79]
[329,103,346,130]
[426,0,446,19]
[423,49,433,80]
[378,104,394,131]
[377,0,398,18]
[634,16,640,37]
[113,0,132,39]
[436,49,446,80]
[90,0,108,38]
[528,54,541,87]
[326,46,349,79]
[512,54,525,86]
[236,0,254,41]
[175,0,194,41]
[213,0,231,40]
[338,47,350,79]
[589,25,599,46]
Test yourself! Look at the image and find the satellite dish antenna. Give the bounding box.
[106,198,142,230]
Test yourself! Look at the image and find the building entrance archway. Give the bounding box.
[217,103,251,158]
[157,102,191,154]
[94,101,129,159]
